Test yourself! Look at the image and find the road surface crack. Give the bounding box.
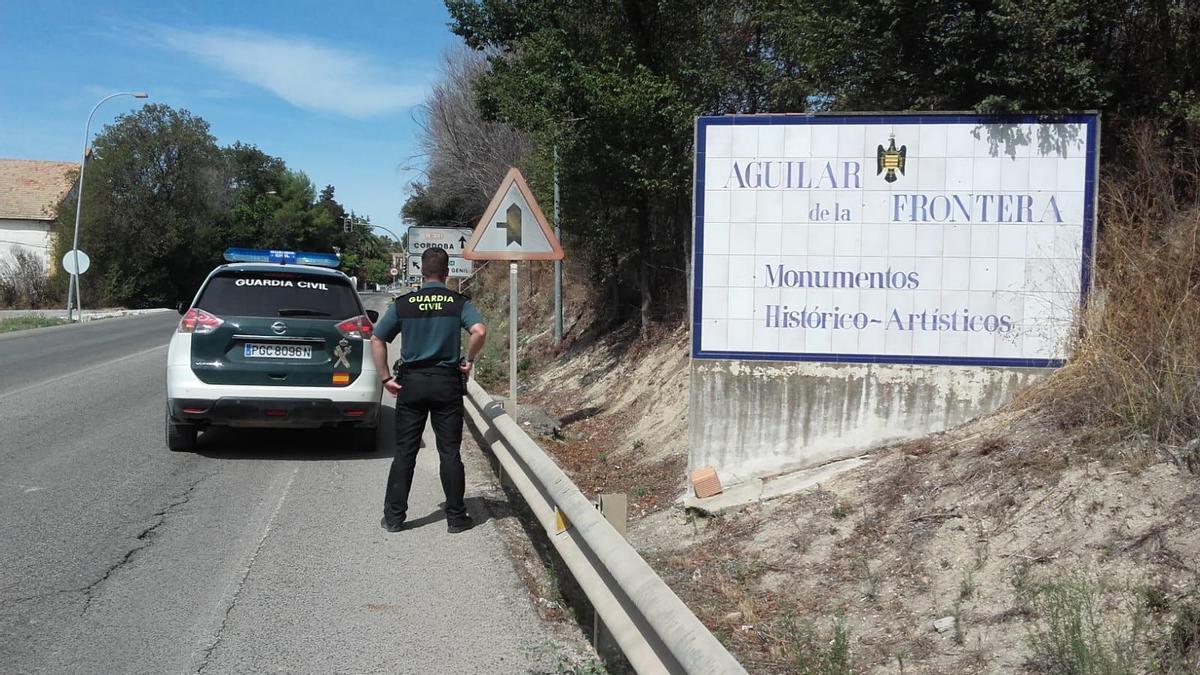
[194,467,296,674]
[77,472,213,616]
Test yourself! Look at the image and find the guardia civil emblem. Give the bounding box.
[876,135,907,183]
[333,339,351,368]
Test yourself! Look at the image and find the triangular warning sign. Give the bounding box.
[463,167,564,261]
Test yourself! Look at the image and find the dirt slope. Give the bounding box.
[518,324,1200,674]
[523,323,691,517]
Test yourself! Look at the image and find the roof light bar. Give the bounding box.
[223,248,340,268]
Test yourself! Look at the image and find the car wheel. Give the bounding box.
[166,407,197,452]
[351,425,378,453]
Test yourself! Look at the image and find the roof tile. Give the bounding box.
[0,159,79,221]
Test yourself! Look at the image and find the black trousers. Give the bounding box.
[384,367,467,524]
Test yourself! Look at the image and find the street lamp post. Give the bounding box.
[66,91,149,322]
[371,223,401,241]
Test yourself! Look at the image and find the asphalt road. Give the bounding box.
[0,301,555,674]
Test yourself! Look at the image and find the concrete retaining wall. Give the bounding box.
[688,359,1049,482]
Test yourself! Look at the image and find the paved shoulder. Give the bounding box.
[199,423,552,673]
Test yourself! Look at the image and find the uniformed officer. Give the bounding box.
[370,247,487,534]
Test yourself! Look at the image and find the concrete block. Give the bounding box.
[683,478,763,516]
[690,359,1048,479]
[682,456,869,516]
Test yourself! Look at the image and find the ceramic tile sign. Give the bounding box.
[691,113,1099,367]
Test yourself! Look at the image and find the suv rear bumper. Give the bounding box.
[169,397,379,429]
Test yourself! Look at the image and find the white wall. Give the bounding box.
[0,218,53,269]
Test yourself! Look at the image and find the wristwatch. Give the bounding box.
[382,376,394,384]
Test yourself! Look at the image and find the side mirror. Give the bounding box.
[366,309,379,323]
[176,301,189,316]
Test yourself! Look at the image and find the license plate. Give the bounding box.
[244,343,313,359]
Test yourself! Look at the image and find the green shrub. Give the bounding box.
[1161,592,1200,673]
[1025,575,1142,675]
[786,615,854,675]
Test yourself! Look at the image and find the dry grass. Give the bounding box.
[1034,127,1200,451]
[0,247,54,309]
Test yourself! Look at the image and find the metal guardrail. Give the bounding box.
[463,379,747,675]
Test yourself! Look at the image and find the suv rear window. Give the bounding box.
[196,271,361,319]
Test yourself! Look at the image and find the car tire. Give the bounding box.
[166,408,198,452]
[351,425,378,453]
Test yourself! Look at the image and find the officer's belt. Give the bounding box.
[398,360,455,373]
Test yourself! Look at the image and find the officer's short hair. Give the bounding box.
[421,247,449,278]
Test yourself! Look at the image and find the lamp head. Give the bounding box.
[133,92,149,99]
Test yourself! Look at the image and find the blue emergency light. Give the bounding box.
[223,248,341,268]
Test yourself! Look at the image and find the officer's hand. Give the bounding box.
[458,359,472,375]
[383,379,402,396]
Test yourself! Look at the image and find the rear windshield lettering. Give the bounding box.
[234,278,328,290]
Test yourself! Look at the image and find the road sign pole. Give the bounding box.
[553,147,563,346]
[65,270,76,322]
[508,262,519,415]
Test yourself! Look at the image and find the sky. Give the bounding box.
[0,1,462,240]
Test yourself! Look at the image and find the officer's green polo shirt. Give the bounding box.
[374,282,484,368]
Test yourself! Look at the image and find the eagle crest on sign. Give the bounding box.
[876,135,907,183]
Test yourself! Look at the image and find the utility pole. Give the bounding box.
[553,146,563,346]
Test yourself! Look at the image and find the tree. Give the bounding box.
[401,47,533,228]
[725,0,1200,139]
[334,209,391,284]
[448,1,765,333]
[53,104,386,305]
[222,142,287,247]
[54,104,229,308]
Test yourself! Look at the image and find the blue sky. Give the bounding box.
[0,1,462,239]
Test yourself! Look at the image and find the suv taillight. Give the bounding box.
[178,308,224,335]
[335,315,373,340]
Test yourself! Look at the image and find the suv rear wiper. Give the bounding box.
[277,308,331,317]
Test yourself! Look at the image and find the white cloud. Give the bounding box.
[158,26,425,117]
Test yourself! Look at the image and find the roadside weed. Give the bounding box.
[1024,575,1142,675]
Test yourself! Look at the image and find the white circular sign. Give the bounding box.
[62,250,91,275]
[389,267,399,276]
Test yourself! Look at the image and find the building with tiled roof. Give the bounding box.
[0,159,79,271]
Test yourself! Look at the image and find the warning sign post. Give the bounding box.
[463,168,565,412]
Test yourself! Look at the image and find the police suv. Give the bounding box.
[166,248,382,452]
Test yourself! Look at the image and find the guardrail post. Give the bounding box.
[594,494,628,661]
[597,493,627,535]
